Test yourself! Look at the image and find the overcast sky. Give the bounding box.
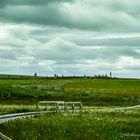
[0,0,140,78]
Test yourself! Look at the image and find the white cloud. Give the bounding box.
[0,22,139,77]
[115,56,140,69]
[90,33,140,40]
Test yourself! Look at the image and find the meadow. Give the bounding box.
[0,77,140,139]
[0,77,140,106]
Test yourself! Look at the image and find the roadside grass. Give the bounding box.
[0,105,36,115]
[0,104,125,115]
[0,109,140,140]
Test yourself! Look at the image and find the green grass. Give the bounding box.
[0,78,140,106]
[0,110,140,140]
[0,105,36,115]
[0,78,139,140]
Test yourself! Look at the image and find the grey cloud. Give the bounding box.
[0,0,140,31]
[69,35,140,47]
[1,36,139,64]
[0,47,28,60]
[123,66,140,71]
[86,37,140,47]
[34,38,140,61]
[28,27,140,47]
[0,0,74,7]
[0,51,16,60]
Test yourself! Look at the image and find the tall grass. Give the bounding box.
[0,105,36,115]
[0,110,140,140]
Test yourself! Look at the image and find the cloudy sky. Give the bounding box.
[0,0,140,78]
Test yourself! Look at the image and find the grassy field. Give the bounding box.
[0,77,140,140]
[0,109,140,140]
[0,78,140,106]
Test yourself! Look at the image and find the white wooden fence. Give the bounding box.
[36,101,83,112]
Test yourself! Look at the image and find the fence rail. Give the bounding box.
[0,101,83,140]
[0,132,12,140]
[0,111,49,140]
[36,101,83,112]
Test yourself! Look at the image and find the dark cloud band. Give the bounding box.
[0,0,74,7]
[0,0,140,31]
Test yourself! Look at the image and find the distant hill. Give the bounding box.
[0,74,34,79]
[0,74,139,80]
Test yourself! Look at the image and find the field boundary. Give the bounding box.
[90,105,140,111]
